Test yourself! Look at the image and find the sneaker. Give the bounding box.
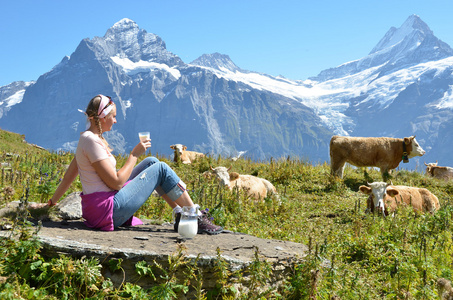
[197,209,223,235]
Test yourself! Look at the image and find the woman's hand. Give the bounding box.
[94,138,151,190]
[131,138,151,157]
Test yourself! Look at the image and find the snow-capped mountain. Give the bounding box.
[1,15,453,168]
[314,14,453,81]
[0,81,34,119]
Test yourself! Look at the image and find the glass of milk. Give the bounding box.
[178,206,198,239]
[138,132,150,142]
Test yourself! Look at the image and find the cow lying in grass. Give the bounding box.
[170,144,205,164]
[359,182,440,216]
[208,166,280,202]
[424,161,453,180]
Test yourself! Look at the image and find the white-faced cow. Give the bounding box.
[209,166,280,202]
[330,135,425,180]
[424,161,453,180]
[170,144,205,164]
[359,182,440,216]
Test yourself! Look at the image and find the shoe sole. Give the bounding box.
[198,229,223,235]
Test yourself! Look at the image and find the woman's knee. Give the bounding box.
[156,162,180,181]
[156,161,171,172]
[143,156,159,165]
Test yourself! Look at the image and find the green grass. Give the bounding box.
[1,128,453,299]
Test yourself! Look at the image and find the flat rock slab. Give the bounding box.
[0,201,309,291]
[0,200,307,265]
[31,220,307,267]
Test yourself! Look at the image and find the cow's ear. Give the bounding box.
[230,172,240,180]
[170,145,175,149]
[387,187,399,197]
[359,186,372,194]
[404,137,411,145]
[183,146,187,150]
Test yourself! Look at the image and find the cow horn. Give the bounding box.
[424,162,428,166]
[210,166,214,171]
[227,166,232,171]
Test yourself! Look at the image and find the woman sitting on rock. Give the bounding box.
[31,94,222,234]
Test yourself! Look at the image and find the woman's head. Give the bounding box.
[85,94,116,149]
[86,95,115,119]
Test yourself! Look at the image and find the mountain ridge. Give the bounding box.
[313,14,453,82]
[1,15,453,168]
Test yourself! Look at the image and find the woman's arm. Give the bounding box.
[92,139,150,191]
[49,158,79,205]
[30,158,79,209]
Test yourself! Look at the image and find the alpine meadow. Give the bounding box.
[1,129,453,298]
[1,13,453,299]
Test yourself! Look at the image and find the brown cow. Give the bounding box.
[359,182,440,216]
[209,166,280,202]
[170,144,205,164]
[330,135,425,179]
[424,161,453,180]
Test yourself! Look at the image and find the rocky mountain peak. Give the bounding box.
[190,53,240,72]
[110,18,139,31]
[369,14,433,55]
[104,18,141,43]
[88,19,183,67]
[313,15,453,82]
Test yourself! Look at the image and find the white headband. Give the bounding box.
[97,95,113,119]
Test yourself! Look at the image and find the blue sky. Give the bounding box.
[1,0,453,87]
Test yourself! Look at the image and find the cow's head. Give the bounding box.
[405,136,425,158]
[209,166,232,187]
[170,144,187,155]
[359,182,399,216]
[424,161,438,176]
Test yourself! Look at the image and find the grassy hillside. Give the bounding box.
[0,129,45,154]
[1,128,453,299]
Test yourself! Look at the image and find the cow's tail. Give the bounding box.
[329,136,337,175]
[329,136,337,161]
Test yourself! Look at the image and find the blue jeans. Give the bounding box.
[112,157,186,227]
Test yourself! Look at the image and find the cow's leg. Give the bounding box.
[331,158,346,178]
[380,167,391,181]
